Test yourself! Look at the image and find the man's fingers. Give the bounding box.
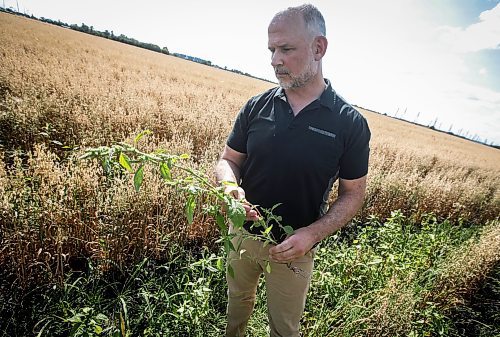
[237,187,246,200]
[246,213,260,221]
[269,246,295,262]
[269,240,293,255]
[225,186,245,200]
[268,235,303,262]
[243,204,260,221]
[269,228,316,262]
[229,189,239,199]
[222,186,260,220]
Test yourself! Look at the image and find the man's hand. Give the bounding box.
[223,184,260,221]
[268,226,318,263]
[215,146,259,221]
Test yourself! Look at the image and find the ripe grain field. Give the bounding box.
[1,12,499,337]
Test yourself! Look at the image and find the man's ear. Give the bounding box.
[313,36,328,61]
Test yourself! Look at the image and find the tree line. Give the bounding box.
[1,7,275,84]
[1,7,170,55]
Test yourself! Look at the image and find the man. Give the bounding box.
[214,4,371,336]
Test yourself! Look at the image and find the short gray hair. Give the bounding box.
[275,4,326,37]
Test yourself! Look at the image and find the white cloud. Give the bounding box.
[322,1,500,144]
[437,3,500,53]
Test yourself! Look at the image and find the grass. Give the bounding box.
[0,12,499,336]
[1,213,498,336]
[448,264,500,336]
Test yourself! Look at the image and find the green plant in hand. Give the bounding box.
[80,131,295,276]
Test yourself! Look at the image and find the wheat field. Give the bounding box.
[0,12,499,287]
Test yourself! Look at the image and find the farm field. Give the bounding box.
[1,12,499,337]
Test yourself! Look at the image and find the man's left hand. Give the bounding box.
[268,226,317,263]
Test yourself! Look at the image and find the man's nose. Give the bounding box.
[271,51,283,67]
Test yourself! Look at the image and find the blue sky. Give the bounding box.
[4,0,500,145]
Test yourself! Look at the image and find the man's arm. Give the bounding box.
[215,145,245,186]
[214,145,259,220]
[269,175,367,263]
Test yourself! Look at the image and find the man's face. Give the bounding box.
[268,14,318,89]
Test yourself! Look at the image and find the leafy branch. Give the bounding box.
[79,131,297,276]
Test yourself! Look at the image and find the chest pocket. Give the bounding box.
[300,125,343,177]
[308,126,336,139]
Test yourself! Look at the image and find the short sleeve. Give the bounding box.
[227,100,251,153]
[338,113,371,180]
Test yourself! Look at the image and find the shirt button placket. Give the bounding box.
[288,108,294,129]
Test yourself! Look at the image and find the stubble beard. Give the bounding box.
[276,61,317,90]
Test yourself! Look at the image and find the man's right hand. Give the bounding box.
[215,146,258,221]
[224,185,260,221]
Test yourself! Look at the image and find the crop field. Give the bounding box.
[1,12,499,337]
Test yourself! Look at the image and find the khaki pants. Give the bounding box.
[225,227,315,337]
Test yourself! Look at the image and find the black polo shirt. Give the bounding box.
[227,79,371,242]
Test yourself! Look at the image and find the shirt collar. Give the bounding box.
[274,78,337,112]
[274,86,286,100]
[318,79,337,111]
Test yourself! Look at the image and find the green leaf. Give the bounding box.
[95,313,108,321]
[227,263,235,279]
[82,307,92,314]
[270,202,282,212]
[102,158,111,175]
[159,162,172,181]
[119,153,133,172]
[179,153,190,159]
[265,261,271,274]
[134,130,152,144]
[227,198,246,228]
[252,219,263,228]
[223,238,235,254]
[216,258,224,271]
[120,297,128,323]
[263,224,273,235]
[185,195,195,224]
[78,152,93,160]
[133,165,144,192]
[282,225,294,235]
[368,257,384,265]
[215,212,228,233]
[67,314,83,323]
[94,325,103,334]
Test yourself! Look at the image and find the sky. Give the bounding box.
[4,0,500,145]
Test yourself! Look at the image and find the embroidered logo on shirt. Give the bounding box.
[308,126,336,139]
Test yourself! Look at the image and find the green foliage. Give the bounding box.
[62,307,113,337]
[80,133,284,275]
[23,246,228,337]
[302,211,486,336]
[2,214,498,336]
[73,134,498,336]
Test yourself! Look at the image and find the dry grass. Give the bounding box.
[363,276,417,336]
[1,13,499,285]
[427,220,500,311]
